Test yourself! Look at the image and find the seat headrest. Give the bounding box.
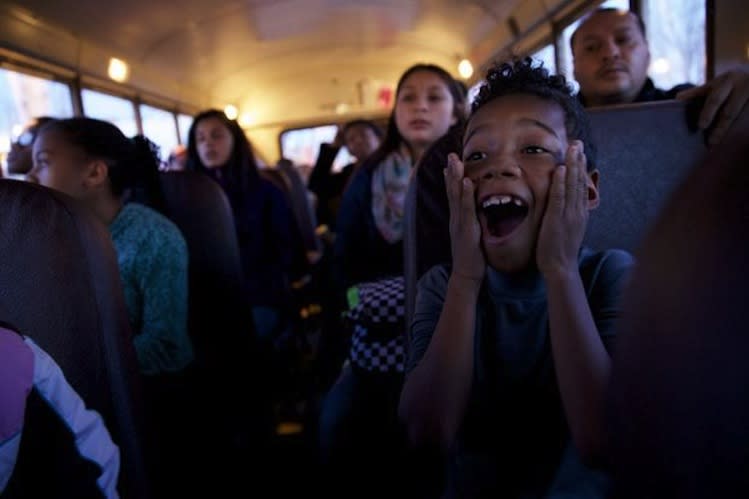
[609,101,749,498]
[0,180,135,404]
[0,179,148,497]
[159,171,241,283]
[584,99,707,252]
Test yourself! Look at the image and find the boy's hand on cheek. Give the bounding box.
[536,141,589,278]
[446,153,485,285]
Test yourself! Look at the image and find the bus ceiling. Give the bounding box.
[0,0,591,128]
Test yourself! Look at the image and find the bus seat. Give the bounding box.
[608,101,749,498]
[0,179,149,498]
[158,171,254,369]
[277,159,323,257]
[404,99,707,327]
[157,170,273,492]
[404,127,462,327]
[259,166,314,283]
[259,165,289,193]
[584,99,707,252]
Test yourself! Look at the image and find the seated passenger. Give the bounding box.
[163,144,187,171]
[572,7,749,144]
[6,117,56,177]
[0,323,120,498]
[186,110,296,343]
[399,58,634,498]
[28,118,194,497]
[29,118,193,375]
[335,64,466,288]
[308,119,382,229]
[319,63,466,498]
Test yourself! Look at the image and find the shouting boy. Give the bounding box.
[399,58,634,498]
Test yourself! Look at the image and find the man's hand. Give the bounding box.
[677,70,749,145]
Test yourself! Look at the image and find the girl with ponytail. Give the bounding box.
[28,117,194,376]
[29,117,196,497]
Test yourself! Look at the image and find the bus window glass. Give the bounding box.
[177,114,193,145]
[467,80,484,107]
[558,0,631,86]
[280,125,355,173]
[532,44,557,73]
[642,0,706,88]
[81,89,138,138]
[0,68,73,173]
[140,104,178,160]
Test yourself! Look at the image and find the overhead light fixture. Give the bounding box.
[458,58,474,80]
[335,103,349,115]
[108,58,129,82]
[224,105,238,120]
[238,112,256,127]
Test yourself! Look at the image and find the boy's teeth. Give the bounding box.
[483,195,523,208]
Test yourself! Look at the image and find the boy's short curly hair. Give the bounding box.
[471,57,596,171]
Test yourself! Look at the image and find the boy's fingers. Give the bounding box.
[565,143,580,208]
[564,140,579,164]
[448,152,465,178]
[549,164,566,213]
[445,155,460,213]
[556,141,588,213]
[461,177,475,216]
[576,144,588,208]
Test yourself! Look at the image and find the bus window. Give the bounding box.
[140,104,179,160]
[557,0,631,87]
[642,0,706,88]
[467,80,483,107]
[280,124,355,173]
[0,68,73,174]
[177,114,193,145]
[532,44,557,73]
[81,89,138,138]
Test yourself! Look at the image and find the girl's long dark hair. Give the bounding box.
[41,118,166,213]
[185,109,261,194]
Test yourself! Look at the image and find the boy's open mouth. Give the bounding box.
[480,194,529,239]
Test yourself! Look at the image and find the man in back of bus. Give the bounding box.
[571,8,749,145]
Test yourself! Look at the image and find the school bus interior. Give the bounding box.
[0,0,747,497]
[4,0,739,166]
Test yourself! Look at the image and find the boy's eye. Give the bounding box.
[464,151,486,162]
[522,145,547,154]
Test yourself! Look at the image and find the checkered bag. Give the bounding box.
[345,276,406,373]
